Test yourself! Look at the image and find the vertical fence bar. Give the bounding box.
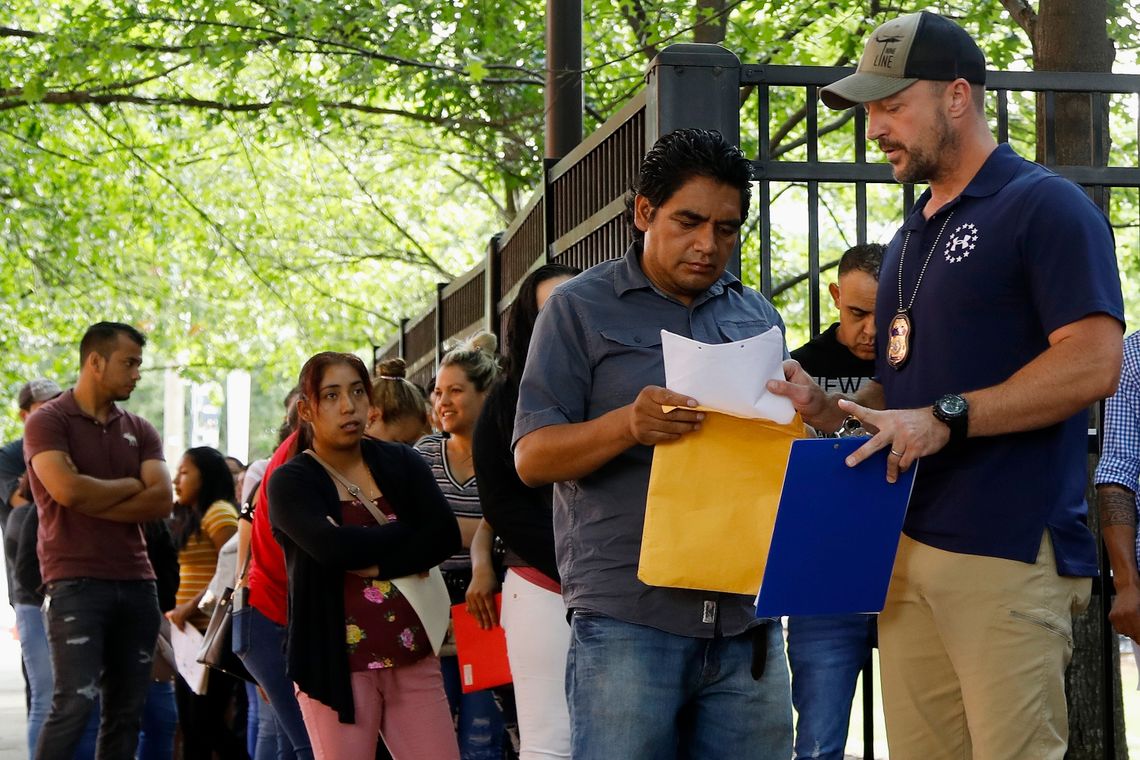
[758,78,773,299]
[997,89,1009,145]
[543,158,557,264]
[484,233,502,343]
[434,282,445,369]
[1044,90,1057,165]
[806,85,820,338]
[855,107,868,246]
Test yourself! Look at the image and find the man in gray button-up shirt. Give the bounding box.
[514,129,792,759]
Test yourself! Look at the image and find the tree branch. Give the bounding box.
[76,105,309,334]
[310,132,455,279]
[999,0,1038,40]
[771,109,855,159]
[0,26,38,39]
[0,90,535,131]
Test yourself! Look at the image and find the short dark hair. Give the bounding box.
[79,322,146,367]
[624,129,753,243]
[837,243,885,280]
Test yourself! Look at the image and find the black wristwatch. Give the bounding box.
[932,393,969,446]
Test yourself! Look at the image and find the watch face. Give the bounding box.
[939,395,967,416]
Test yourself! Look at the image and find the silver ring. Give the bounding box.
[889,449,904,457]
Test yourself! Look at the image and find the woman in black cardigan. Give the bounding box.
[269,351,460,760]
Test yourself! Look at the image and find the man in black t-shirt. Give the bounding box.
[786,243,882,760]
[790,244,882,397]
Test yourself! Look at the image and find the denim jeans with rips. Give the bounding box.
[440,654,507,760]
[566,610,792,760]
[36,578,160,760]
[786,614,877,760]
[15,602,98,759]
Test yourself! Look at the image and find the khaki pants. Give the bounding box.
[879,532,1091,760]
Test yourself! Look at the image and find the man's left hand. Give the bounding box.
[838,398,950,483]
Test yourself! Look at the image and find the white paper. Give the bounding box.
[170,622,209,695]
[661,326,795,424]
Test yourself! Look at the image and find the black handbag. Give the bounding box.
[197,553,255,683]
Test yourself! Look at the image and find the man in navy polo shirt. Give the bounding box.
[771,11,1124,760]
[24,322,173,759]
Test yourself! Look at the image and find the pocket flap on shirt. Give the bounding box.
[598,327,664,348]
[718,319,771,342]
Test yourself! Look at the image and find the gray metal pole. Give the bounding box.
[545,0,583,159]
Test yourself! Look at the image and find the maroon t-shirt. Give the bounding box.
[23,390,163,583]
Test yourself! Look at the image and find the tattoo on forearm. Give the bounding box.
[1099,485,1138,528]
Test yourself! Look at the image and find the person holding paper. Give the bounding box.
[786,242,882,760]
[167,445,245,760]
[771,12,1124,759]
[514,128,793,759]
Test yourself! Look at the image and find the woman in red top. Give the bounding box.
[238,428,314,759]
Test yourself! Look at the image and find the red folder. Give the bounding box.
[450,594,512,693]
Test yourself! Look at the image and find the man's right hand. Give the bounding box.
[1110,583,1140,644]
[627,386,704,446]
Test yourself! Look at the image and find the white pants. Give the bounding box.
[500,569,572,760]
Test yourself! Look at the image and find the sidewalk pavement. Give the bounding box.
[0,597,28,758]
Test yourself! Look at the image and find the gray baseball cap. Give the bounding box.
[18,378,62,410]
[820,11,986,110]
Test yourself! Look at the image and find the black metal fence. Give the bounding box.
[375,44,1140,757]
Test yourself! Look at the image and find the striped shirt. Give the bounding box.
[176,500,240,615]
[414,434,480,570]
[1094,330,1140,570]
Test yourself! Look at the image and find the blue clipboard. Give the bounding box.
[754,437,917,617]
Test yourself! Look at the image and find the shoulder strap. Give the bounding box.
[304,449,389,526]
[235,545,253,588]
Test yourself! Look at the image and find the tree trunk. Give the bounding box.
[1024,4,1124,758]
[693,0,729,44]
[1069,444,1130,760]
[1032,0,1115,165]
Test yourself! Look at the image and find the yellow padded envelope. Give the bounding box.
[638,410,808,596]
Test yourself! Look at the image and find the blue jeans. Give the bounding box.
[15,602,98,759]
[234,605,313,760]
[37,579,160,760]
[440,655,506,760]
[786,614,877,760]
[249,681,287,760]
[566,611,792,759]
[137,679,177,760]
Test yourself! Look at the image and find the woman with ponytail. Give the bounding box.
[368,358,430,445]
